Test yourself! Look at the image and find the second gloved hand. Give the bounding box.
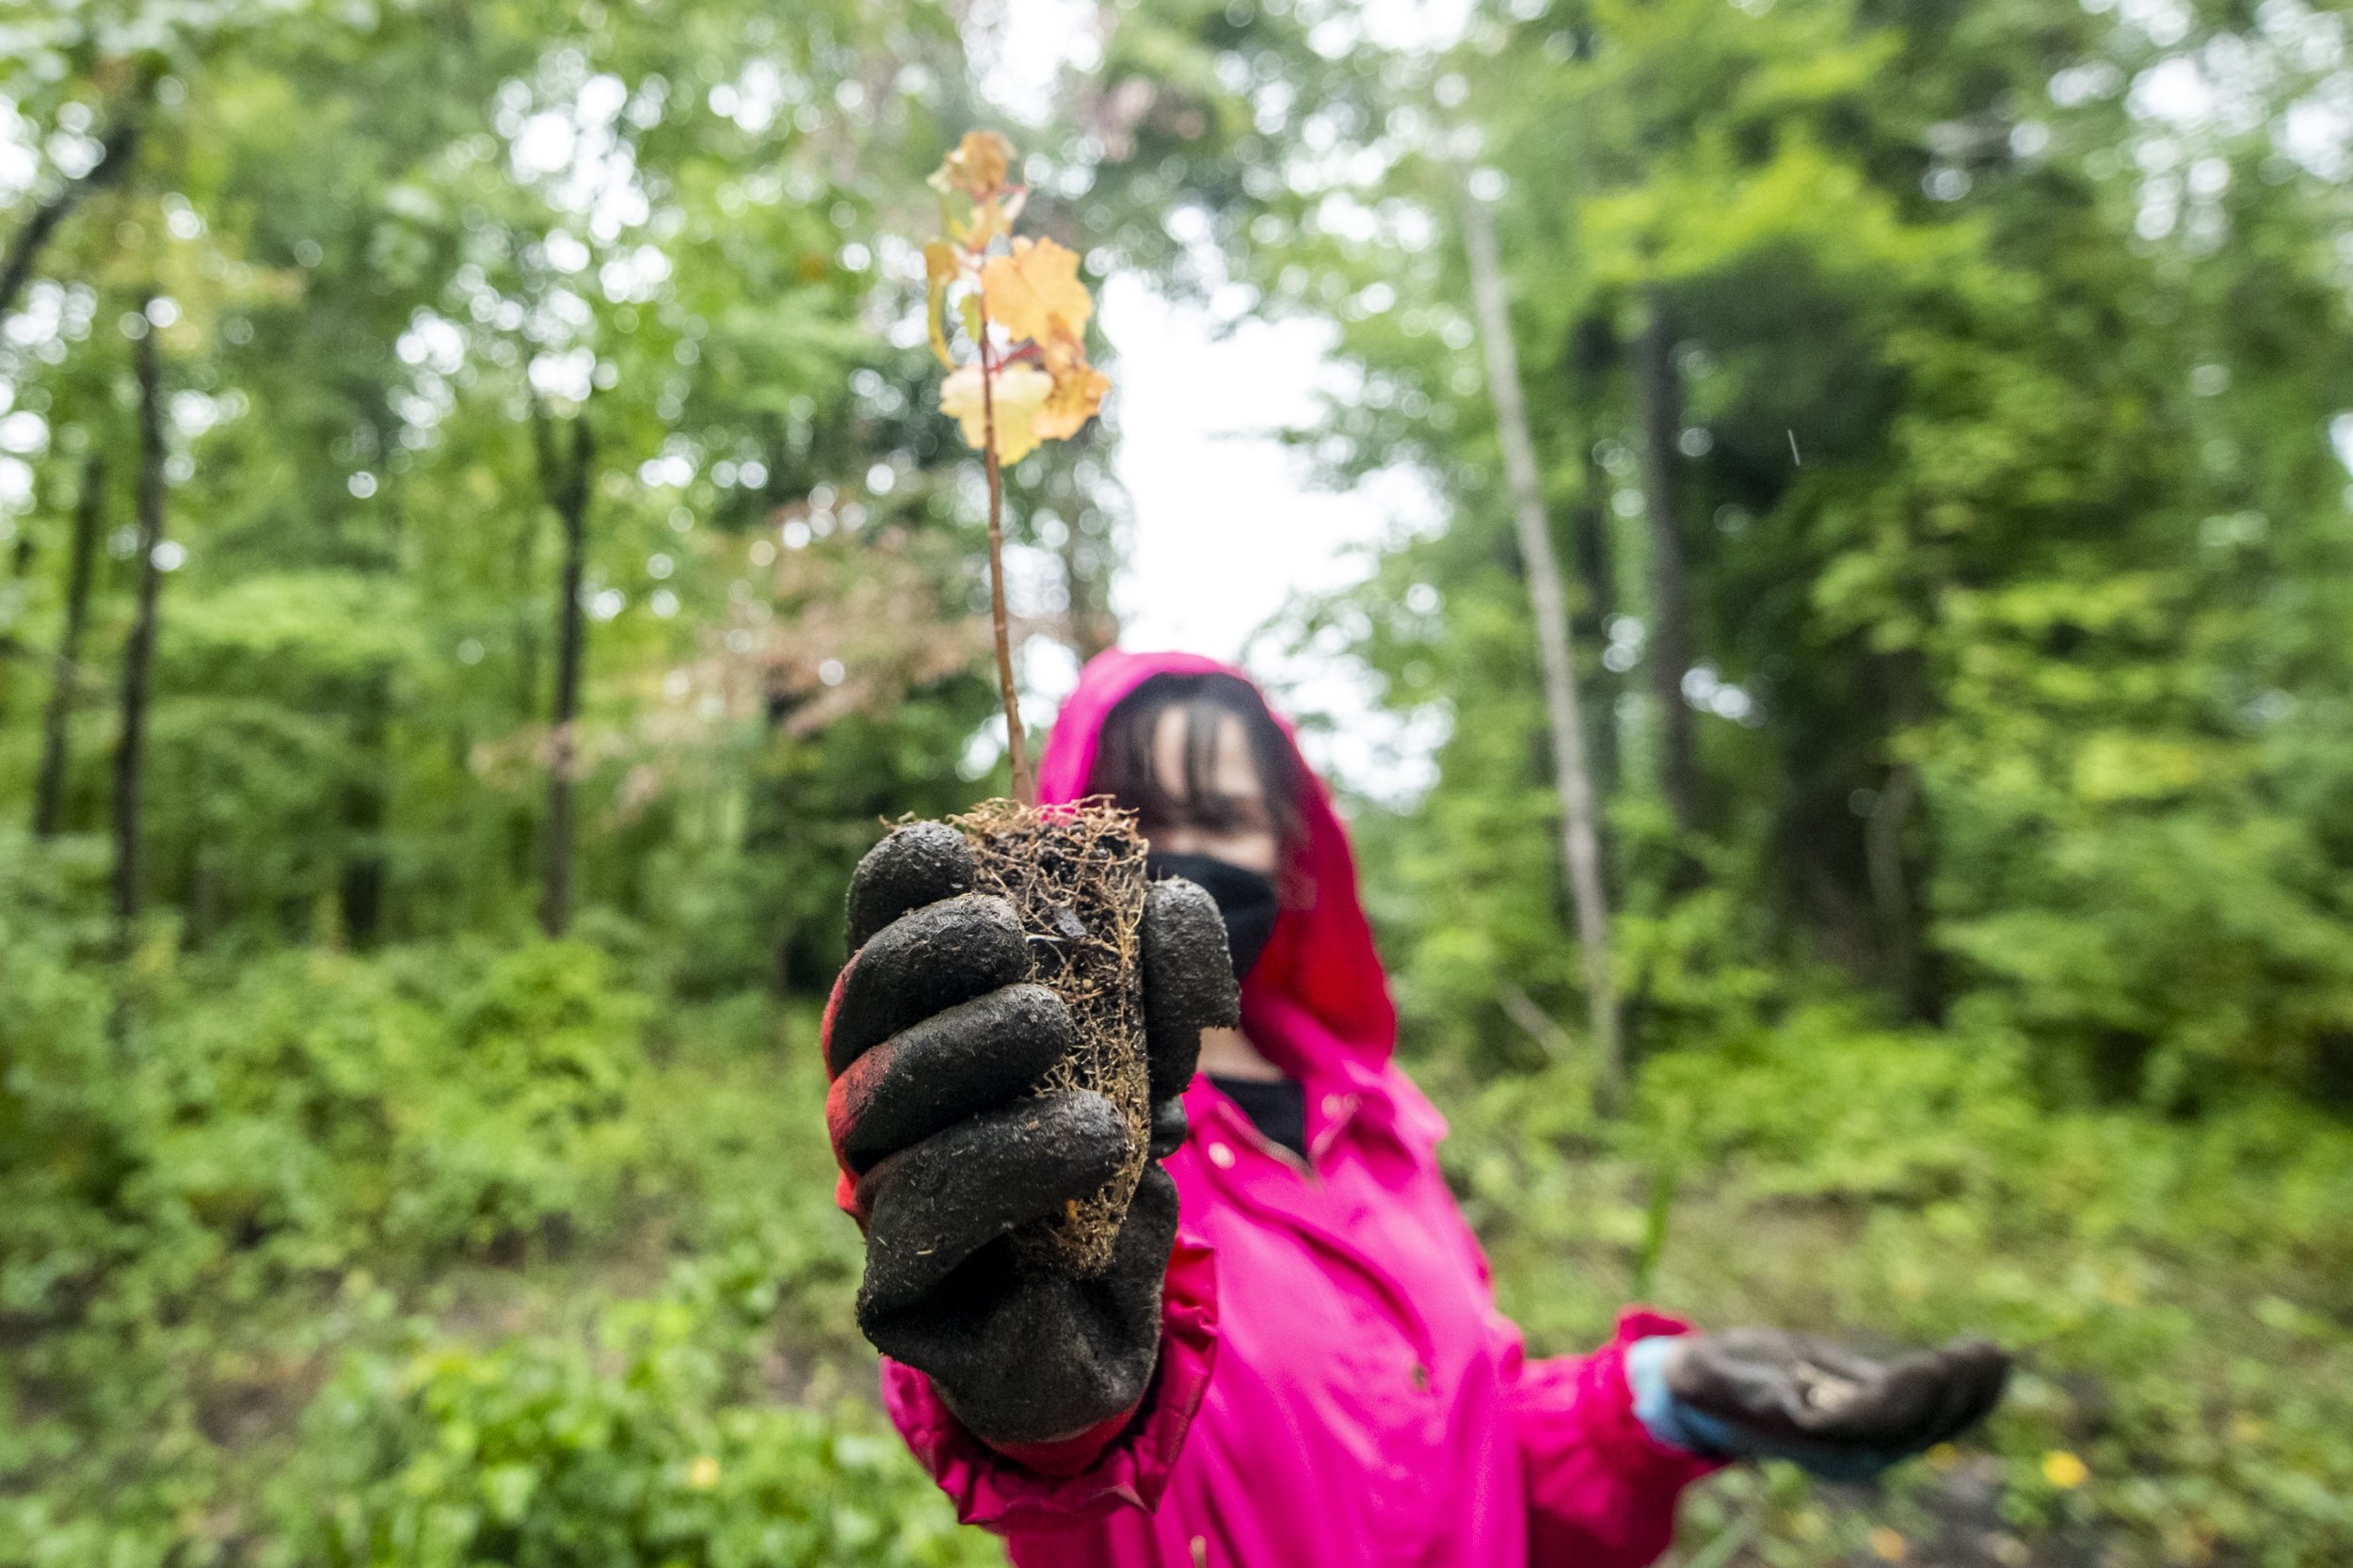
[824,821,1239,1449]
[1628,1329,2010,1481]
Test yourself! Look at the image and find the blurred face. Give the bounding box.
[1138,706,1282,876]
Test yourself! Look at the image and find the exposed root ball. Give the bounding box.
[952,796,1149,1274]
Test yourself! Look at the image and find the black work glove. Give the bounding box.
[823,821,1239,1448]
[1631,1329,2009,1480]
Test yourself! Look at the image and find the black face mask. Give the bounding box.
[1147,852,1280,984]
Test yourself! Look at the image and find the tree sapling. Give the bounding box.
[916,132,1144,1273]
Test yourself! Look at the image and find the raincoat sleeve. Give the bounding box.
[1513,1308,1725,1568]
[876,1236,1220,1533]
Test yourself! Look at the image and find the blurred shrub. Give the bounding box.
[0,831,666,1561]
[3,923,649,1332]
[1433,1005,2353,1567]
[276,1271,997,1568]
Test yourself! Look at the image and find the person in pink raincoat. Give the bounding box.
[823,650,2007,1568]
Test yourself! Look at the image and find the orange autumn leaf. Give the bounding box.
[1035,333,1110,440]
[918,133,1112,459]
[1037,361,1110,440]
[929,129,1015,200]
[981,236,1093,349]
[940,360,1053,465]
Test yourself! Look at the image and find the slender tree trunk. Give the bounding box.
[537,413,593,937]
[1462,190,1624,1109]
[340,670,390,946]
[32,453,104,836]
[1572,442,1620,801]
[1634,291,1699,840]
[0,114,143,325]
[1867,649,1930,1016]
[0,509,33,723]
[1568,313,1623,821]
[112,309,167,932]
[508,457,546,889]
[512,497,542,718]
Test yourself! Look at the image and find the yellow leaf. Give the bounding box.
[1868,1527,1906,1562]
[921,241,960,368]
[940,361,1052,466]
[2041,1449,2089,1489]
[929,129,1014,200]
[1034,331,1110,440]
[980,236,1092,348]
[1038,359,1110,440]
[925,293,952,367]
[685,1455,721,1491]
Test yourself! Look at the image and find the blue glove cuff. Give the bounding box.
[1629,1336,1735,1458]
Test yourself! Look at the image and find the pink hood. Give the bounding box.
[1037,648,1401,1096]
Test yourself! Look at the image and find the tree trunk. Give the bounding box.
[32,453,104,836]
[0,507,32,722]
[1572,441,1620,802]
[1461,189,1624,1109]
[112,309,167,931]
[339,670,390,946]
[1634,291,1699,840]
[508,466,546,890]
[0,113,143,325]
[1568,313,1622,814]
[512,491,542,720]
[537,412,593,938]
[1866,649,1931,1016]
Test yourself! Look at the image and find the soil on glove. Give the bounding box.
[952,795,1149,1275]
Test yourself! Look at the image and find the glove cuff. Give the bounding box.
[988,1397,1146,1478]
[1627,1336,1739,1461]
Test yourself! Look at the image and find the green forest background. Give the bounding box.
[5,0,2352,1563]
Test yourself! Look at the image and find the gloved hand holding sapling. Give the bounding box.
[823,130,1227,1449]
[826,820,1238,1446]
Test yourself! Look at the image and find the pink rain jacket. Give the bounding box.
[874,650,1717,1567]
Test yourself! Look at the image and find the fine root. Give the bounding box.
[951,795,1148,1274]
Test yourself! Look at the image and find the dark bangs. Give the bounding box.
[1086,673,1303,852]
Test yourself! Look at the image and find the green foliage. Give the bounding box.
[0,0,1004,956]
[280,1278,994,1568]
[1438,1007,2353,1566]
[0,813,925,1563]
[1134,0,2353,1103]
[0,835,648,1556]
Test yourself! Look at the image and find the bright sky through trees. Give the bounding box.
[976,0,1453,801]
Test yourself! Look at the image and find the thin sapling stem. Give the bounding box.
[977,302,1032,804]
[920,130,1107,807]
